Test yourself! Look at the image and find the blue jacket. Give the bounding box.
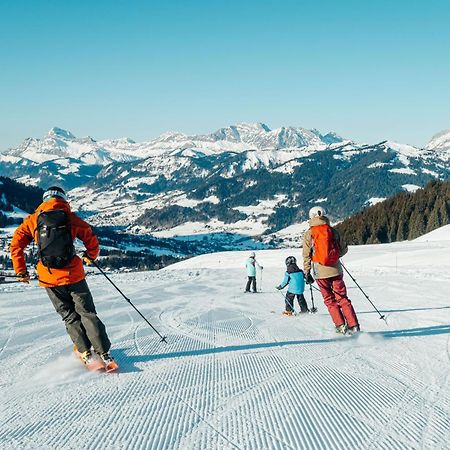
[278,266,305,294]
[246,257,261,276]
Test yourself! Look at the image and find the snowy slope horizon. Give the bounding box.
[1,225,450,449]
[1,123,449,251]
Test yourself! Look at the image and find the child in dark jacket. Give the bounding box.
[276,256,309,316]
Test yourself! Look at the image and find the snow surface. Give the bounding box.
[402,184,421,193]
[389,168,417,176]
[414,224,450,242]
[366,197,386,206]
[367,162,388,169]
[1,228,450,449]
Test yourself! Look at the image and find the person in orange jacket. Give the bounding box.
[10,186,114,366]
[303,206,359,335]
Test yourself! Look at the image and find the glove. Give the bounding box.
[16,271,30,284]
[305,272,314,285]
[82,253,94,265]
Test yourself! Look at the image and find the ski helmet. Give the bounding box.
[285,256,297,266]
[309,206,326,219]
[43,186,67,202]
[249,251,256,258]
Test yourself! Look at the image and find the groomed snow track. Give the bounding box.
[1,237,450,449]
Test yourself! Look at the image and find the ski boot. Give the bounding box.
[74,347,104,371]
[282,310,294,316]
[335,324,348,335]
[347,325,361,335]
[99,352,119,372]
[80,350,94,363]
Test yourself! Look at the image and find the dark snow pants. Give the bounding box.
[316,274,359,328]
[46,279,111,354]
[245,276,257,292]
[285,292,309,313]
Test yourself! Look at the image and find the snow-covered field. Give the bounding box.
[1,227,450,449]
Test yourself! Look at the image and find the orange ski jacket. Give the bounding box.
[10,198,99,287]
[303,215,348,279]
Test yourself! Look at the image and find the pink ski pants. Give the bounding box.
[316,274,359,328]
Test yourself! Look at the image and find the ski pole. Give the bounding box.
[89,258,168,343]
[340,262,386,323]
[275,288,296,314]
[309,284,318,313]
[260,268,263,292]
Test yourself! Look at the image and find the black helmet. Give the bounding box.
[285,256,296,266]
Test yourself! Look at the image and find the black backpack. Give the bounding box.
[36,210,76,269]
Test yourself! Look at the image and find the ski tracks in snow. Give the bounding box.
[1,262,450,449]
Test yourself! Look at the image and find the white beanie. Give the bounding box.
[309,206,326,219]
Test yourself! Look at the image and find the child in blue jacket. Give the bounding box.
[276,256,309,315]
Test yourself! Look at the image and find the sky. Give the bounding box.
[0,0,449,149]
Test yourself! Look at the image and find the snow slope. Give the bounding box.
[1,228,450,449]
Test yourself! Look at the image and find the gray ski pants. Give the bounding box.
[46,279,111,354]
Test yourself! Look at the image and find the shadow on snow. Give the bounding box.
[114,324,450,373]
[358,305,450,315]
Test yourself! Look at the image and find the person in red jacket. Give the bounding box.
[10,186,114,365]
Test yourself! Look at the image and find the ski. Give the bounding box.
[270,311,311,317]
[104,359,119,372]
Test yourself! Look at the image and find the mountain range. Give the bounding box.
[1,123,449,249]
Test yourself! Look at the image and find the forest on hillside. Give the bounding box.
[335,180,450,245]
[0,177,44,227]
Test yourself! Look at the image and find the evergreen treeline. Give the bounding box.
[0,176,44,221]
[335,180,450,245]
[0,177,44,226]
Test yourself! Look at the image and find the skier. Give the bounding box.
[245,251,263,292]
[276,256,309,316]
[10,186,116,367]
[303,206,360,334]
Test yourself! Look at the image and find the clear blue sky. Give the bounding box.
[1,0,449,149]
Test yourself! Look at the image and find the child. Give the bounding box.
[276,256,308,315]
[245,251,263,292]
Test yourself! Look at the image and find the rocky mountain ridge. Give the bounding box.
[1,123,449,249]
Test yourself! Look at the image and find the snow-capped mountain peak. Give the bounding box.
[425,129,450,152]
[46,127,76,141]
[234,122,271,131]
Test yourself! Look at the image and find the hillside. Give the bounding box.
[336,180,450,245]
[1,226,449,449]
[0,177,43,227]
[0,177,254,271]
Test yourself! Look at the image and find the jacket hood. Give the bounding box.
[309,215,330,227]
[36,198,71,214]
